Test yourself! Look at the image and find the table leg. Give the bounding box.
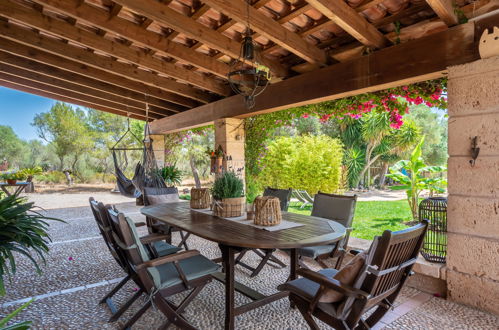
[1,186,11,197]
[221,245,235,330]
[290,248,298,281]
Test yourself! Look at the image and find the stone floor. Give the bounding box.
[1,201,498,329]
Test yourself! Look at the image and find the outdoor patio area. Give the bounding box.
[1,198,498,329]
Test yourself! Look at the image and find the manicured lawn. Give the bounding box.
[288,200,412,240]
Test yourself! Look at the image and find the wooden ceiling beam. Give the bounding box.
[0,37,199,108]
[202,0,328,65]
[425,0,459,26]
[150,20,482,133]
[0,61,175,117]
[306,0,389,48]
[30,0,231,79]
[0,22,210,105]
[0,0,229,97]
[111,0,289,78]
[0,51,183,113]
[0,75,158,121]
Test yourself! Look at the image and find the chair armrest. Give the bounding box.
[139,233,171,245]
[348,249,364,256]
[297,268,369,299]
[135,222,146,227]
[137,250,200,269]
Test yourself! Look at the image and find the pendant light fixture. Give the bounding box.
[227,0,270,109]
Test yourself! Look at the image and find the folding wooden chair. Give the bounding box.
[234,188,291,277]
[108,208,220,329]
[89,198,180,324]
[297,192,357,269]
[279,221,428,330]
[143,186,191,250]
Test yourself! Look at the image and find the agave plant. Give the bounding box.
[387,137,447,219]
[0,195,63,295]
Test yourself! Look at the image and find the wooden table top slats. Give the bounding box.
[141,202,346,249]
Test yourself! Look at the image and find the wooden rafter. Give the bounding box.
[0,75,160,120]
[30,0,231,79]
[0,0,230,97]
[0,51,182,113]
[150,21,480,133]
[425,0,459,26]
[0,22,213,104]
[0,37,199,108]
[306,0,389,48]
[202,0,328,65]
[111,0,289,78]
[0,61,175,116]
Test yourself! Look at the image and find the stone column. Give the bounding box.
[149,134,165,169]
[214,118,245,181]
[447,56,499,315]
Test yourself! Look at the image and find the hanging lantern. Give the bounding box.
[227,2,270,109]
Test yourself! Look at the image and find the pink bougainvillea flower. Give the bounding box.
[132,288,139,292]
[302,113,309,118]
[68,256,74,261]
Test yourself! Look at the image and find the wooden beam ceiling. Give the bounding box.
[0,22,210,105]
[0,75,158,121]
[202,0,328,65]
[425,0,459,26]
[0,37,197,109]
[0,61,174,117]
[30,0,231,79]
[0,1,229,98]
[111,0,289,78]
[0,51,180,113]
[150,20,482,133]
[306,0,389,48]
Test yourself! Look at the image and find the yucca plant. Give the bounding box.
[0,195,63,295]
[211,171,244,200]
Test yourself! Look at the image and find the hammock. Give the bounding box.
[110,117,165,198]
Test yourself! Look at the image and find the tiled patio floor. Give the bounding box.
[1,202,498,329]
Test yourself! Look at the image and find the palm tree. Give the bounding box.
[339,112,421,189]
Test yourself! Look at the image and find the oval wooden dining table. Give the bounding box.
[141,202,346,330]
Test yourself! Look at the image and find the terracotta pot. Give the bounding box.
[6,179,16,185]
[215,157,223,173]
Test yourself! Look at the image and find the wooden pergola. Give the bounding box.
[0,0,497,128]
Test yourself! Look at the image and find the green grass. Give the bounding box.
[288,200,413,240]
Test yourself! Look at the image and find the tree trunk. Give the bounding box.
[379,162,389,188]
[189,156,201,189]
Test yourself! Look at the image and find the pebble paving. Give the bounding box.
[1,201,498,329]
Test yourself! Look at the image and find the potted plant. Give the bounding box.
[206,145,225,174]
[1,172,26,185]
[211,171,245,217]
[157,164,183,188]
[20,166,43,193]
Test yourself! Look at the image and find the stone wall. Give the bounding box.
[447,56,499,315]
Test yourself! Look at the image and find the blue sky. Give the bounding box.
[0,87,80,141]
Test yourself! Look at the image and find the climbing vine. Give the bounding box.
[245,79,447,179]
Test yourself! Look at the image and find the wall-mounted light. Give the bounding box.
[470,136,480,167]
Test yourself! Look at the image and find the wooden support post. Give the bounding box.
[214,118,245,181]
[149,134,165,169]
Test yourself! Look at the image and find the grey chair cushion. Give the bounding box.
[280,268,338,299]
[297,245,335,259]
[152,255,220,289]
[311,193,356,227]
[147,194,180,205]
[152,241,181,257]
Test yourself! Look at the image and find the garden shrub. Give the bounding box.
[257,135,343,195]
[34,171,66,184]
